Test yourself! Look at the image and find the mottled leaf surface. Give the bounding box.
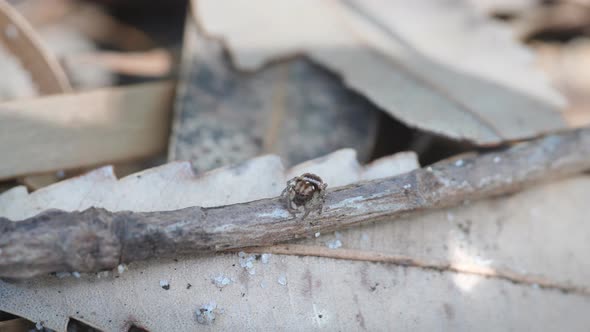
[196,0,567,145]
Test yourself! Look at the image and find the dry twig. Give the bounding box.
[1,127,590,278]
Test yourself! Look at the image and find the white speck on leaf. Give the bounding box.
[160,279,170,290]
[196,302,217,325]
[212,274,231,288]
[278,275,287,286]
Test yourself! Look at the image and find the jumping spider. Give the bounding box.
[281,173,327,219]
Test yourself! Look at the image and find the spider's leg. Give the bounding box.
[301,208,311,220]
[280,185,289,199]
[281,178,297,197]
[285,192,300,219]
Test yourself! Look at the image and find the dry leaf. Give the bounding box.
[169,16,379,173]
[0,0,70,99]
[534,39,590,127]
[0,150,422,330]
[2,150,590,330]
[195,0,566,145]
[514,2,590,41]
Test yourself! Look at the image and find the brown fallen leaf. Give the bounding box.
[514,2,590,41]
[194,0,567,145]
[0,82,174,180]
[534,39,590,127]
[0,0,70,97]
[64,48,173,77]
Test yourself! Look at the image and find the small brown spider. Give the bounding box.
[281,173,327,219]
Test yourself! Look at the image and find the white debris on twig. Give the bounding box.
[455,159,464,167]
[160,279,170,290]
[72,271,81,278]
[277,275,287,286]
[403,184,412,189]
[196,302,217,325]
[212,274,231,288]
[326,232,343,249]
[314,232,321,238]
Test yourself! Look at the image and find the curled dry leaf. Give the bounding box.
[0,0,71,99]
[195,0,566,145]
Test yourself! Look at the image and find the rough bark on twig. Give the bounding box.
[1,127,590,278]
